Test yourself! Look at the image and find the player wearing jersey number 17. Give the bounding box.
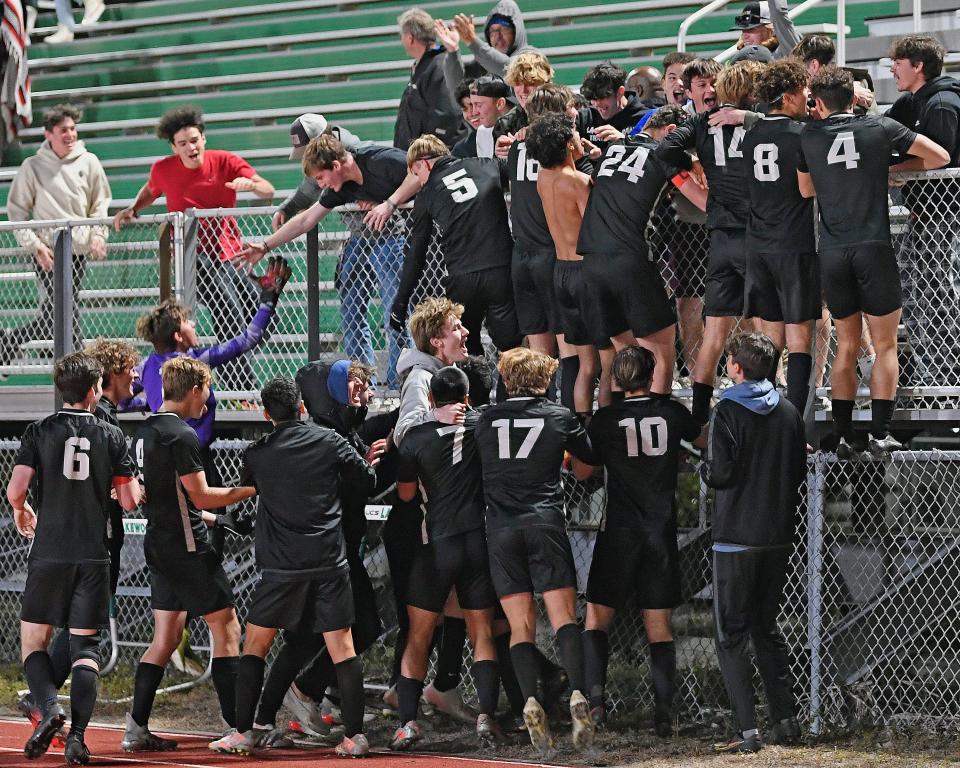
[797,67,949,456]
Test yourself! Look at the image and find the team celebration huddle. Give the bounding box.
[5,0,960,762]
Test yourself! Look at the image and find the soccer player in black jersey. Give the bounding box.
[389,134,522,356]
[393,367,501,749]
[797,67,949,455]
[475,348,596,756]
[123,357,257,753]
[575,347,700,734]
[208,376,376,758]
[741,60,821,415]
[9,353,142,764]
[657,61,763,425]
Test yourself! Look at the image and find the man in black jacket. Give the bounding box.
[580,61,651,151]
[395,8,467,150]
[700,333,806,754]
[888,34,960,389]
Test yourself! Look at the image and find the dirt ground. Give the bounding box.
[2,665,958,767]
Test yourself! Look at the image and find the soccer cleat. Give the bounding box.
[476,713,505,744]
[714,733,762,753]
[252,724,294,749]
[835,437,861,460]
[868,435,903,456]
[768,716,802,746]
[381,684,398,711]
[23,704,65,759]
[389,720,422,751]
[64,733,91,766]
[335,732,370,758]
[499,711,526,734]
[590,702,607,730]
[321,693,342,726]
[541,666,569,714]
[209,729,255,755]
[569,689,595,751]
[16,693,66,748]
[422,682,476,724]
[283,686,330,735]
[121,713,178,752]
[522,697,554,759]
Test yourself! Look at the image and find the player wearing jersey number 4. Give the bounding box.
[9,353,142,765]
[797,67,949,456]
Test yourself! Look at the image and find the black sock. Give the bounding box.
[534,646,564,692]
[211,656,239,728]
[235,655,265,733]
[335,656,365,737]
[871,399,895,439]
[295,649,335,701]
[49,630,72,689]
[24,651,58,715]
[832,398,854,440]
[555,623,585,694]
[471,660,500,717]
[582,629,609,708]
[131,662,165,727]
[768,353,780,384]
[494,633,525,714]
[68,665,99,740]
[648,641,676,720]
[786,352,812,415]
[692,381,714,425]
[433,617,466,692]
[546,367,559,402]
[396,675,424,725]
[256,632,323,726]
[559,356,580,413]
[508,642,540,702]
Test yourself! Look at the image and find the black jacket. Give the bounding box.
[700,385,806,548]
[394,47,467,150]
[889,75,960,167]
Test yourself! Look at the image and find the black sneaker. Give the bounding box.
[713,733,762,753]
[768,716,802,746]
[24,705,65,759]
[65,733,90,766]
[868,435,903,456]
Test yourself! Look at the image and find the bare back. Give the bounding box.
[537,165,592,262]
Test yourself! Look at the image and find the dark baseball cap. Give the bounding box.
[474,74,511,99]
[289,113,328,160]
[729,44,774,64]
[730,1,771,30]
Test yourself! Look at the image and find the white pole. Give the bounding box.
[836,0,846,67]
[913,0,921,32]
[677,0,731,52]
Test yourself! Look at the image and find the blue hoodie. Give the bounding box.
[326,359,351,406]
[719,379,779,415]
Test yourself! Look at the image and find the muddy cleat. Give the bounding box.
[590,703,607,730]
[252,724,294,749]
[422,682,476,724]
[569,689,595,751]
[64,733,91,766]
[209,729,255,755]
[714,732,762,754]
[768,716,802,746]
[283,687,330,736]
[389,720,422,751]
[335,732,370,758]
[121,713,178,752]
[476,713,504,744]
[522,697,554,759]
[868,435,903,456]
[24,705,65,759]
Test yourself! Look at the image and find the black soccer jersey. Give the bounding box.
[656,112,751,231]
[242,420,376,577]
[798,113,916,249]
[588,397,700,530]
[133,412,207,559]
[15,409,134,563]
[507,139,554,251]
[577,134,673,258]
[318,145,410,208]
[742,116,815,254]
[475,397,594,532]
[396,408,485,542]
[95,396,120,428]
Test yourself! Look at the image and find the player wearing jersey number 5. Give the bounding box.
[797,67,948,456]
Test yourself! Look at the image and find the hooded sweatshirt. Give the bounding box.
[394,347,445,446]
[395,47,467,150]
[7,139,111,255]
[700,379,806,548]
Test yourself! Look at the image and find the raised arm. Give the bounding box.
[235,201,332,266]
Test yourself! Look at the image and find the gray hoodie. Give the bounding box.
[393,347,444,446]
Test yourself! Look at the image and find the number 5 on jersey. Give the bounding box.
[441,168,479,202]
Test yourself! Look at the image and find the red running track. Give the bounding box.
[0,718,555,768]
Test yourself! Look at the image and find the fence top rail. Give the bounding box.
[0,213,181,232]
[187,202,415,218]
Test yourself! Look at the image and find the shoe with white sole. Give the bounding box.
[43,25,74,43]
[80,0,105,25]
[335,732,370,757]
[120,713,177,752]
[422,682,476,724]
[252,723,294,748]
[521,697,554,759]
[389,720,421,751]
[569,689,595,751]
[208,729,255,756]
[283,686,330,735]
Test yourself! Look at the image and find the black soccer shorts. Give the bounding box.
[487,525,577,598]
[444,267,522,353]
[147,551,235,616]
[554,259,605,348]
[667,219,709,299]
[820,242,902,320]
[705,228,746,317]
[21,559,110,630]
[248,568,355,635]
[406,528,497,613]
[512,243,559,336]
[587,250,677,340]
[744,250,821,324]
[586,520,681,611]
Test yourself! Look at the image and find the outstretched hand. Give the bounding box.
[250,255,293,306]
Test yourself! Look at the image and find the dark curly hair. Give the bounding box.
[580,60,627,100]
[43,104,81,131]
[890,34,945,80]
[261,376,301,422]
[525,112,574,170]
[792,34,834,66]
[755,58,809,105]
[809,66,854,112]
[646,103,690,132]
[157,106,205,142]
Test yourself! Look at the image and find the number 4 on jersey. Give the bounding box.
[827,131,860,169]
[598,145,649,183]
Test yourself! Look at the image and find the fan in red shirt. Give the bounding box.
[114,106,275,392]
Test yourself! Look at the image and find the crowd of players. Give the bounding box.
[4,0,960,764]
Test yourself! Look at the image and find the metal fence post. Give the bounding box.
[53,226,74,411]
[181,210,199,312]
[307,225,321,362]
[806,454,826,736]
[171,212,185,301]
